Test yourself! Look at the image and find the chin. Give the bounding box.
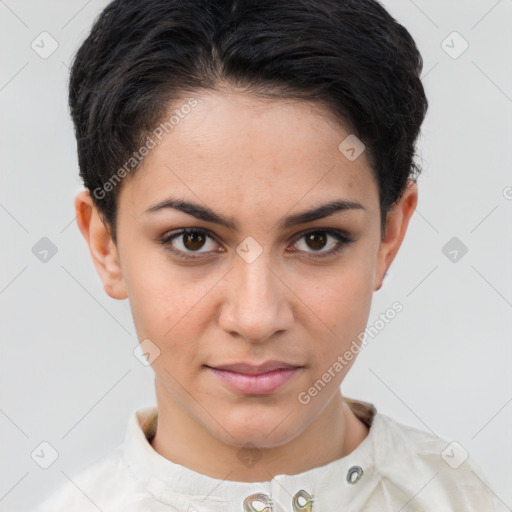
[209,413,305,450]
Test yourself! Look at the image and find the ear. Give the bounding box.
[74,189,127,300]
[374,180,418,291]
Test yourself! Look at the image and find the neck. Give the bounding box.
[150,378,369,481]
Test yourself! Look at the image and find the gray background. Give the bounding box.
[1,0,511,510]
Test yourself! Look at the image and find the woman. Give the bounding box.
[36,0,505,510]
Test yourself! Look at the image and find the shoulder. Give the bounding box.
[368,412,507,511]
[34,446,145,512]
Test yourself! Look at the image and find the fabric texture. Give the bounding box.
[35,398,508,511]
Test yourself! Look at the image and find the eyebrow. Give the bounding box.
[144,197,365,230]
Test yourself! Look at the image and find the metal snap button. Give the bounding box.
[346,465,364,484]
[243,492,273,512]
[292,489,313,511]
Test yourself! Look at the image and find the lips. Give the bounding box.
[207,363,301,395]
[208,360,300,375]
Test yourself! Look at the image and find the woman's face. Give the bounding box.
[93,90,407,448]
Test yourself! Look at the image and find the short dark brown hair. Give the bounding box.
[69,0,428,244]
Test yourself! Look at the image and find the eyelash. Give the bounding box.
[160,228,354,261]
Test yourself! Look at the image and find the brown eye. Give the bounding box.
[161,228,221,259]
[304,232,328,251]
[182,231,207,251]
[290,229,353,258]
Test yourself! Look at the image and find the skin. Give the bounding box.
[75,88,417,481]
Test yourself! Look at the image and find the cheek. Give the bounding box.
[295,270,374,391]
[131,284,209,343]
[297,258,375,336]
[123,252,212,343]
[127,275,207,379]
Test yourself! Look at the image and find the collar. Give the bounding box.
[122,397,379,511]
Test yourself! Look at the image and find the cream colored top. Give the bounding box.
[35,398,507,511]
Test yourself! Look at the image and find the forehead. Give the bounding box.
[117,89,379,220]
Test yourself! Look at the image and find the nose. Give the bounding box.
[218,252,294,343]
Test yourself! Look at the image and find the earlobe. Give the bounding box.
[374,180,418,291]
[74,189,127,300]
